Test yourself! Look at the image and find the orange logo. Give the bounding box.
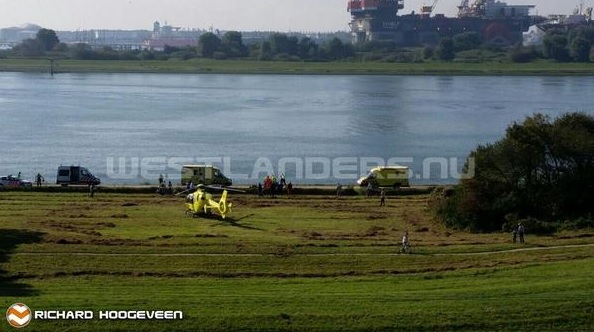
[6,303,32,328]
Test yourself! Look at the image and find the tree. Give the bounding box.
[14,38,44,57]
[437,37,456,61]
[323,38,346,61]
[257,41,272,61]
[269,33,298,57]
[198,32,221,58]
[543,34,570,61]
[453,32,482,52]
[570,37,591,62]
[569,26,594,45]
[423,46,435,59]
[36,28,60,51]
[53,42,69,53]
[431,113,594,232]
[221,31,247,58]
[298,37,318,61]
[70,43,95,60]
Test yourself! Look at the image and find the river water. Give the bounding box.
[1,72,593,185]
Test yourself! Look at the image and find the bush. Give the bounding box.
[561,215,594,230]
[437,37,455,61]
[433,112,594,232]
[381,51,416,63]
[509,45,537,63]
[272,53,301,62]
[213,51,228,60]
[455,49,504,62]
[170,51,197,60]
[423,46,434,59]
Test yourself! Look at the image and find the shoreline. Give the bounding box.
[2,58,594,76]
[2,184,440,195]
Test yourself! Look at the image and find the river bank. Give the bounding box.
[0,184,438,196]
[1,58,594,75]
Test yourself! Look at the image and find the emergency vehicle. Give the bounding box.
[56,166,101,186]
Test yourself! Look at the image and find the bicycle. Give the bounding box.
[399,242,412,254]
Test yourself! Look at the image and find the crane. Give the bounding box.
[457,0,470,17]
[421,0,439,16]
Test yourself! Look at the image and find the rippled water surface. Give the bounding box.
[1,72,593,184]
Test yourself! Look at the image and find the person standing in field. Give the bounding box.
[401,231,410,253]
[380,189,386,206]
[89,183,96,198]
[35,173,44,187]
[517,222,525,244]
[264,176,272,196]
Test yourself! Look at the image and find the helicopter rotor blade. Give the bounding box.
[221,187,246,194]
[176,188,197,196]
[204,185,246,193]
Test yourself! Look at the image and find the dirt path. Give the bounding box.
[14,243,594,257]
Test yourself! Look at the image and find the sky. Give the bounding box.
[0,0,588,32]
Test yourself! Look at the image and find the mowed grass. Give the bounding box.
[1,191,594,331]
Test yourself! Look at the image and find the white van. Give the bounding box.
[357,165,410,188]
[56,166,101,186]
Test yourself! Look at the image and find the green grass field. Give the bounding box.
[2,58,594,75]
[1,191,593,331]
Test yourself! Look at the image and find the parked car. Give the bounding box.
[0,175,32,188]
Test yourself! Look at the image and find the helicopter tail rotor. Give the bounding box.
[217,190,232,219]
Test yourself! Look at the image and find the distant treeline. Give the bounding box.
[3,27,594,63]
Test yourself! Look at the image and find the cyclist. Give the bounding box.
[401,231,411,254]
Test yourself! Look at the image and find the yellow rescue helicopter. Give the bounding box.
[183,184,240,219]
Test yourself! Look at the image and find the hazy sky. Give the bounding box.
[0,0,587,32]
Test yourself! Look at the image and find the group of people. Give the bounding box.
[512,222,526,244]
[157,174,174,195]
[258,174,292,197]
[338,183,387,207]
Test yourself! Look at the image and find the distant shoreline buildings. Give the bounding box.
[0,21,349,51]
[1,1,592,52]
